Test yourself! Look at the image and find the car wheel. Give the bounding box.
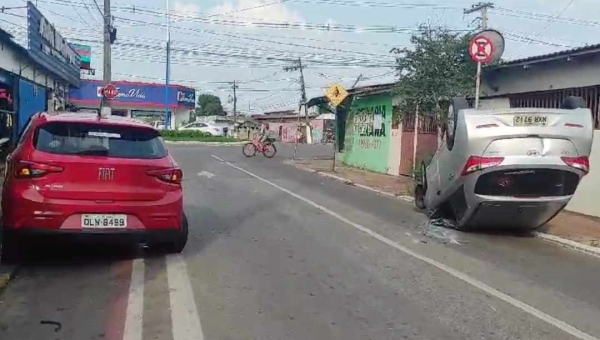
[421,161,428,192]
[1,229,25,264]
[415,162,428,210]
[414,185,426,210]
[161,214,189,254]
[446,97,468,151]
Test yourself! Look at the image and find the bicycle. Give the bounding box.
[242,136,277,158]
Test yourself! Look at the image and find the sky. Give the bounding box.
[0,0,599,114]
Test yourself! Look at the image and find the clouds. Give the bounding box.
[172,2,201,17]
[209,0,305,24]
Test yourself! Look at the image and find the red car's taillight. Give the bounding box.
[561,156,590,174]
[146,167,183,184]
[461,156,504,176]
[14,160,64,179]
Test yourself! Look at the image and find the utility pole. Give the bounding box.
[351,74,363,89]
[464,2,493,109]
[464,2,493,29]
[164,0,171,129]
[101,0,111,109]
[232,80,238,133]
[283,58,311,144]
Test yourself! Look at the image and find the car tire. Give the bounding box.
[420,161,428,193]
[561,96,586,109]
[1,229,25,264]
[414,185,426,210]
[446,97,468,151]
[414,162,428,210]
[162,214,189,254]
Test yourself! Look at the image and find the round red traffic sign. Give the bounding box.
[102,84,119,100]
[469,36,494,63]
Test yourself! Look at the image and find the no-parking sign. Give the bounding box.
[469,36,494,63]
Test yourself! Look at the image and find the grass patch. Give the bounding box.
[160,130,244,142]
[164,136,242,142]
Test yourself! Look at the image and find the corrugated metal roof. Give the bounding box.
[488,43,600,69]
[0,28,30,60]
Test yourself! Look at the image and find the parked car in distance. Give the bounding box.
[1,112,188,263]
[152,120,166,130]
[415,96,594,231]
[178,121,227,136]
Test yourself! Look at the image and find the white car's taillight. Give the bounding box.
[561,156,590,174]
[461,156,504,176]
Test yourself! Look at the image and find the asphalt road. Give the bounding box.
[1,143,600,340]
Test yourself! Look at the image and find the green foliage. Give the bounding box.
[411,154,434,181]
[196,94,225,116]
[393,25,477,117]
[160,130,211,139]
[159,130,241,142]
[160,130,208,138]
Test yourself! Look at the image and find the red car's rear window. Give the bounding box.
[33,121,168,159]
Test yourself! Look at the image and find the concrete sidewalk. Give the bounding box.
[287,159,600,253]
[0,166,14,291]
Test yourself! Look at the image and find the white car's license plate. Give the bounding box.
[81,214,127,228]
[513,115,548,126]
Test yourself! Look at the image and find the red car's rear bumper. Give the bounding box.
[2,186,183,232]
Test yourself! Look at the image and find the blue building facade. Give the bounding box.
[70,80,196,128]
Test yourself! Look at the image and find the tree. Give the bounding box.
[196,94,225,116]
[393,25,477,116]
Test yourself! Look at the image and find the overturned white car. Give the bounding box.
[414,96,594,231]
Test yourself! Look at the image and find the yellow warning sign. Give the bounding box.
[325,84,349,107]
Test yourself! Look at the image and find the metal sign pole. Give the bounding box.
[332,108,337,172]
[293,103,301,160]
[475,61,482,109]
[412,102,419,173]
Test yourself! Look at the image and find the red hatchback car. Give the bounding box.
[1,112,187,263]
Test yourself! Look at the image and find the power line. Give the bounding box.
[91,0,103,17]
[509,0,576,58]
[79,0,102,24]
[492,7,600,28]
[63,0,92,26]
[30,0,472,34]
[6,23,397,67]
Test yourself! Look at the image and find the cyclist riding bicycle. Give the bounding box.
[257,122,270,144]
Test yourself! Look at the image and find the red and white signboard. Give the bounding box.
[469,36,494,63]
[102,84,119,100]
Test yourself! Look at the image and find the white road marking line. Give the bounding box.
[223,161,599,340]
[197,171,215,178]
[211,154,224,162]
[166,254,205,340]
[123,259,144,340]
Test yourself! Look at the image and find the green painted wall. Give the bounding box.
[338,94,392,174]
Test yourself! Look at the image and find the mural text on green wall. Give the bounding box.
[342,94,392,174]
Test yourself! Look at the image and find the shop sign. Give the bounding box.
[71,81,196,107]
[177,90,195,105]
[27,2,80,86]
[95,86,146,99]
[117,88,146,99]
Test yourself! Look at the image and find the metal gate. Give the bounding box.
[399,113,439,176]
[17,79,47,137]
